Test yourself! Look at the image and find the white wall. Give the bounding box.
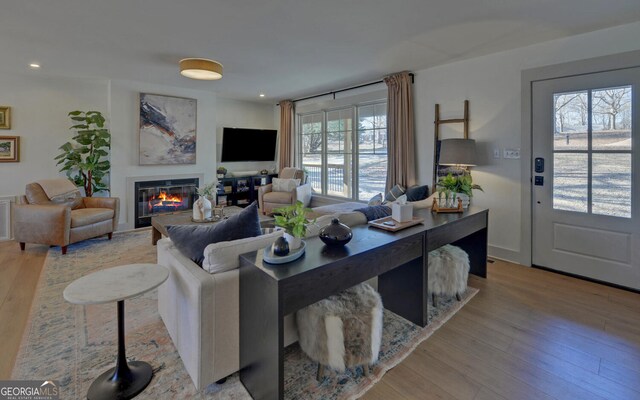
[109,79,219,228]
[0,73,107,196]
[0,73,274,231]
[413,21,640,263]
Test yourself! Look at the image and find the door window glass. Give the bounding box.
[552,86,632,218]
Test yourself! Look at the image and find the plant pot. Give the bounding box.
[283,232,302,250]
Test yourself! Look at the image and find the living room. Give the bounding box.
[1,1,640,399]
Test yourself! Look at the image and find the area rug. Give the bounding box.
[12,229,478,399]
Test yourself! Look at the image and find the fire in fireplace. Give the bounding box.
[148,190,185,213]
[134,178,199,228]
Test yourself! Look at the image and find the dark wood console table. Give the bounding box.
[239,207,488,400]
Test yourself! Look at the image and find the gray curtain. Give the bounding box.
[384,71,416,191]
[278,100,294,172]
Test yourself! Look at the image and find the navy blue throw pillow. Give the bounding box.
[406,185,429,202]
[355,205,392,221]
[166,201,262,266]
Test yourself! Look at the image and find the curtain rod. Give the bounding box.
[277,73,414,106]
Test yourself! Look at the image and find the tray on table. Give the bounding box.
[368,216,424,232]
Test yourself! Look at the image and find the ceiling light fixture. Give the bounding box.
[259,93,266,98]
[29,63,41,69]
[179,58,223,80]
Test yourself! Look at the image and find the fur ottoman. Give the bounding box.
[296,283,383,380]
[428,244,470,306]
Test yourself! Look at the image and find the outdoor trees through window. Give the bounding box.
[299,101,387,200]
[553,86,632,217]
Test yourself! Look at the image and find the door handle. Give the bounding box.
[535,176,544,186]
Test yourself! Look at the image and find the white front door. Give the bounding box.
[532,67,640,290]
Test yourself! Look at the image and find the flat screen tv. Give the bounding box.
[221,127,277,162]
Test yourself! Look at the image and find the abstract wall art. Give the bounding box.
[139,93,197,165]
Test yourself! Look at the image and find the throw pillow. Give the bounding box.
[167,201,262,266]
[384,184,406,202]
[406,185,429,202]
[368,193,383,206]
[296,183,312,207]
[354,205,392,221]
[272,178,300,192]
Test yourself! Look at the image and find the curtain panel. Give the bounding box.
[278,100,295,172]
[384,71,416,191]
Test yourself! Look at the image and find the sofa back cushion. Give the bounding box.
[167,201,262,266]
[202,228,283,274]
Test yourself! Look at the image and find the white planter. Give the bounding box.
[284,232,302,250]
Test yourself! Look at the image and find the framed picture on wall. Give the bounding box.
[0,136,19,162]
[139,93,197,165]
[0,106,11,129]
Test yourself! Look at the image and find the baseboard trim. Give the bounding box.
[532,264,640,294]
[488,245,521,265]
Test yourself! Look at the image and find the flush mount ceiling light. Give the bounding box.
[179,58,223,80]
[29,63,41,69]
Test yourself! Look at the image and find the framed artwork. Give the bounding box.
[0,136,19,162]
[139,93,197,165]
[0,107,11,129]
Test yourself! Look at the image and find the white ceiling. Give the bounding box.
[2,0,640,102]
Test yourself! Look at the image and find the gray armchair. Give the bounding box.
[13,179,119,254]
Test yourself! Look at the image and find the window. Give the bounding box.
[299,101,387,200]
[553,86,632,217]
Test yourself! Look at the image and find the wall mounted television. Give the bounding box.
[220,127,278,162]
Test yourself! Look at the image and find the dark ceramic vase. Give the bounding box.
[273,236,290,256]
[319,218,353,246]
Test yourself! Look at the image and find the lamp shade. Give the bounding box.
[180,58,223,80]
[438,138,477,166]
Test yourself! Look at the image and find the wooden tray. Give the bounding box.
[431,198,463,213]
[368,216,424,232]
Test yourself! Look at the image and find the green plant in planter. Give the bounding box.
[197,181,216,198]
[273,201,315,238]
[437,173,483,198]
[55,111,110,197]
[217,166,227,176]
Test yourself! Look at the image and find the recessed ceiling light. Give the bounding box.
[29,63,41,69]
[259,93,266,98]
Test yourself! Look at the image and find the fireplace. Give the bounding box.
[134,178,199,228]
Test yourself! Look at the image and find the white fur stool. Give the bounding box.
[428,244,470,307]
[296,283,383,381]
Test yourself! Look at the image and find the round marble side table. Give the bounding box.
[63,264,169,400]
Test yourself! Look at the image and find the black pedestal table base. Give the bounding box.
[87,300,153,400]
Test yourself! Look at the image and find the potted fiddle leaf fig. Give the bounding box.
[55,111,111,197]
[274,201,314,250]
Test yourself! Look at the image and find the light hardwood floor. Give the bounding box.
[1,240,639,399]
